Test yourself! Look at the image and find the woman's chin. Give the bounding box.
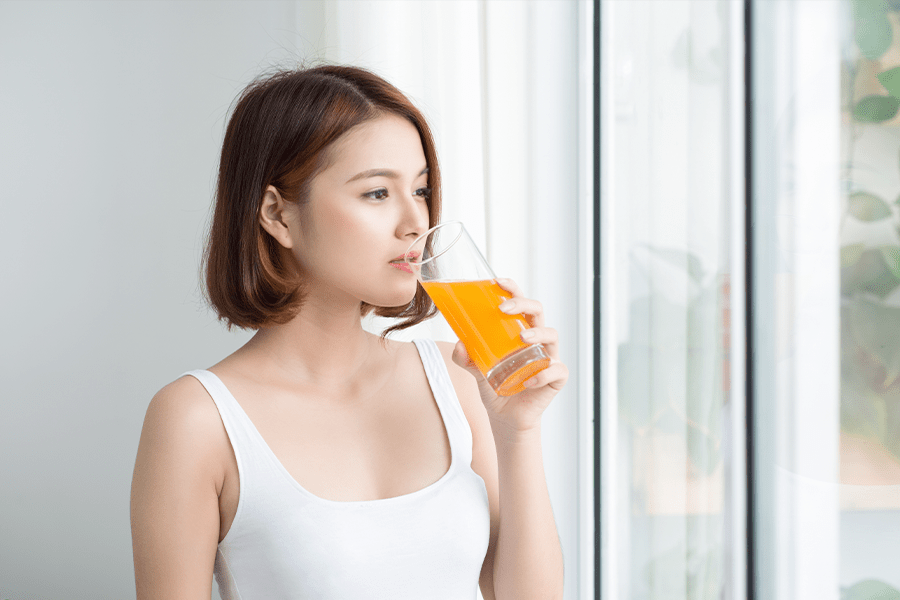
[366,289,419,310]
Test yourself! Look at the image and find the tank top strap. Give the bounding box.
[181,369,263,481]
[412,339,474,466]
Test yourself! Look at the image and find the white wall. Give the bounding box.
[0,1,587,599]
[0,2,292,597]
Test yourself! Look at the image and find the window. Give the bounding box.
[598,1,745,598]
[598,1,900,598]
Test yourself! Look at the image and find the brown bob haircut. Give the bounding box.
[204,64,441,336]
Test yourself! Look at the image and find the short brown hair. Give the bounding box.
[203,64,441,335]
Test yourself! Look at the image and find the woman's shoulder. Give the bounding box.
[132,374,231,588]
[140,374,230,469]
[148,374,218,423]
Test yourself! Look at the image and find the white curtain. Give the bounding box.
[297,2,591,598]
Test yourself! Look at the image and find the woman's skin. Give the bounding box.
[130,114,567,599]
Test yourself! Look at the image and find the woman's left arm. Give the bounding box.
[440,277,567,600]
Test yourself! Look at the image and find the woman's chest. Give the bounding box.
[254,384,452,501]
[214,466,490,600]
[216,361,453,538]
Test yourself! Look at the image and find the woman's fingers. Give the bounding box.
[495,278,523,298]
[519,326,558,345]
[523,360,569,392]
[519,327,559,359]
[498,296,543,316]
[451,340,477,371]
[495,278,551,340]
[497,296,544,328]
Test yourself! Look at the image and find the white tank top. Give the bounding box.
[184,339,491,599]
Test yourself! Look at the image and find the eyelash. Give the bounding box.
[363,187,432,201]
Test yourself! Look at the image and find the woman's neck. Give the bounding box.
[235,294,386,393]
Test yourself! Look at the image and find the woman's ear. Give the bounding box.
[258,185,295,249]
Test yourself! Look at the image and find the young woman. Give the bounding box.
[130,64,567,600]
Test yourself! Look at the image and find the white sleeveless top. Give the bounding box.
[184,339,491,599]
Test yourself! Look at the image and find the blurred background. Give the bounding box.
[602,1,899,599]
[3,1,900,600]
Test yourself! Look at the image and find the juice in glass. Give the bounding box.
[421,278,551,396]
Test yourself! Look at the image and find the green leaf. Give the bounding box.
[842,243,867,267]
[857,14,893,59]
[853,95,900,122]
[850,296,900,386]
[878,66,900,97]
[849,191,893,221]
[842,248,900,298]
[854,0,894,59]
[842,579,900,600]
[880,245,900,279]
[854,0,890,18]
[840,322,889,441]
[841,360,888,440]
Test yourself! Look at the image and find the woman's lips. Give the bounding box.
[389,251,418,274]
[392,251,420,262]
[390,262,414,274]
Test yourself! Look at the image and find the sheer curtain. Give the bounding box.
[294,2,591,599]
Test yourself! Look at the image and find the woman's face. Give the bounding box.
[288,113,431,309]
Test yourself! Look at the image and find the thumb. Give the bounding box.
[451,340,479,374]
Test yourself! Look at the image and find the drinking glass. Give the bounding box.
[405,221,551,396]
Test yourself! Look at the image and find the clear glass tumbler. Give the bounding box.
[406,221,551,396]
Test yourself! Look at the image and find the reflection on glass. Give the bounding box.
[609,1,734,598]
[840,0,900,594]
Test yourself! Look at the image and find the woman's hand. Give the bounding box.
[451,278,569,438]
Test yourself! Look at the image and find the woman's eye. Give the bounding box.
[414,187,432,199]
[363,188,388,200]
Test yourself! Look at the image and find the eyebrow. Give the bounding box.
[346,167,429,184]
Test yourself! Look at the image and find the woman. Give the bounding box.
[130,64,567,600]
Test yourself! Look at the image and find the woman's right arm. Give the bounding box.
[130,376,226,599]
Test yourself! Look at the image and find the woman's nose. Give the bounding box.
[399,194,429,239]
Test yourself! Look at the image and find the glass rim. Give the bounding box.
[404,220,467,267]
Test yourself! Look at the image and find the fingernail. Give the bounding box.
[521,330,535,340]
[498,301,515,313]
[523,377,536,388]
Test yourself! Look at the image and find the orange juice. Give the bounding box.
[421,279,549,394]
